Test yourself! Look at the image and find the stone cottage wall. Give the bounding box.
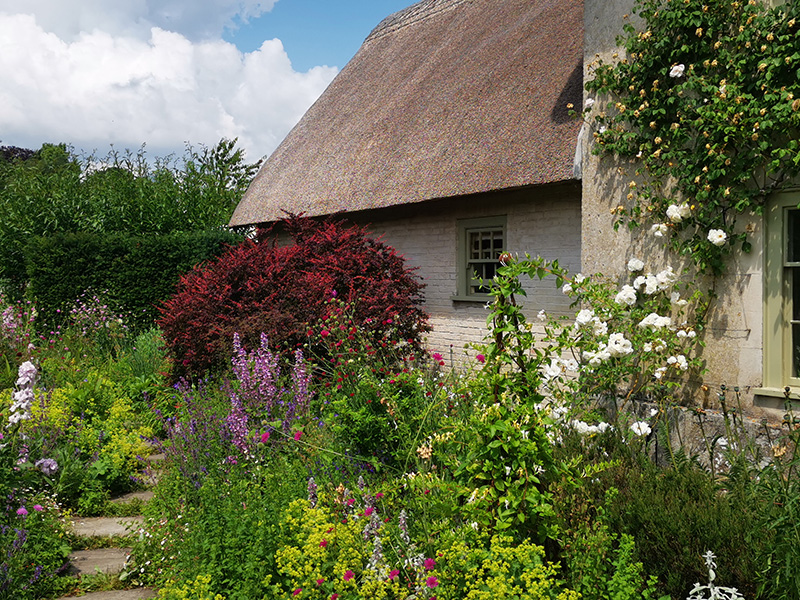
[345,182,582,366]
[582,0,771,416]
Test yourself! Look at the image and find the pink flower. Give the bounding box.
[432,352,443,361]
[375,492,384,499]
[321,330,330,337]
[294,431,303,441]
[260,431,270,443]
[320,539,328,548]
[476,354,486,364]
[33,504,43,512]
[424,558,436,571]
[16,507,27,516]
[316,579,325,586]
[344,570,354,582]
[389,569,400,581]
[426,576,439,588]
[293,588,302,596]
[331,595,339,600]
[364,507,374,516]
[345,498,355,507]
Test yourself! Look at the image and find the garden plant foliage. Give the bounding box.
[158,215,430,378]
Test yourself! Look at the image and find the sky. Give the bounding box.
[0,0,413,163]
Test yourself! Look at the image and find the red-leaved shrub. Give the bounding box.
[158,216,429,378]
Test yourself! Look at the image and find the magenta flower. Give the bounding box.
[331,594,339,600]
[260,431,270,443]
[364,507,374,516]
[16,507,27,516]
[426,576,439,588]
[432,352,443,361]
[389,569,400,581]
[294,431,303,441]
[33,504,43,512]
[343,570,354,582]
[375,492,384,499]
[476,354,486,364]
[316,579,325,586]
[424,557,436,570]
[320,539,328,548]
[293,588,302,596]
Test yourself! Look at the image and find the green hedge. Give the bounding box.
[25,229,243,332]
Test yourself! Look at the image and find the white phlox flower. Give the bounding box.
[627,258,645,272]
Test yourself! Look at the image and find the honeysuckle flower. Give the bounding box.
[707,228,727,246]
[293,589,302,596]
[630,421,652,436]
[615,285,638,306]
[669,63,685,78]
[627,258,645,272]
[650,223,668,237]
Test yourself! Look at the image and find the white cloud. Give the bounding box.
[0,2,336,161]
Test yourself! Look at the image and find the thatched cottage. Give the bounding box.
[230,0,584,358]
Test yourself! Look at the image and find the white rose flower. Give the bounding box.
[630,421,652,436]
[627,258,645,272]
[562,283,573,294]
[585,97,595,109]
[607,332,634,357]
[656,266,677,290]
[707,228,727,246]
[614,285,638,306]
[670,291,688,306]
[669,63,685,78]
[643,342,653,352]
[651,223,668,237]
[537,309,547,322]
[643,274,659,295]
[633,275,646,290]
[575,309,595,328]
[592,318,609,336]
[666,204,683,223]
[639,313,672,330]
[574,273,586,284]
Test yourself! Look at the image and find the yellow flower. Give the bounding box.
[696,27,703,36]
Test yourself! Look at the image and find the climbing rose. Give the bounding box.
[707,229,727,246]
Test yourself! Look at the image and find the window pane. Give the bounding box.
[793,322,800,378]
[788,209,800,263]
[794,268,800,322]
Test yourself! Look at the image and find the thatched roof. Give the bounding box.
[230,0,583,227]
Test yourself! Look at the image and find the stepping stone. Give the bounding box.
[111,490,154,505]
[67,548,132,575]
[56,586,157,599]
[71,516,144,538]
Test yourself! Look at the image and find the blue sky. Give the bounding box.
[225,1,412,72]
[0,0,414,161]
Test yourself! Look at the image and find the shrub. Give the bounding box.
[159,216,429,378]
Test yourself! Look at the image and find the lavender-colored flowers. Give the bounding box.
[35,458,59,477]
[8,361,37,427]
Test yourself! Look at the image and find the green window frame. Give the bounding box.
[762,190,800,395]
[453,215,506,301]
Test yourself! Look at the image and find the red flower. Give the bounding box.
[293,588,302,596]
[316,579,325,586]
[331,595,339,600]
[320,539,328,548]
[476,354,486,364]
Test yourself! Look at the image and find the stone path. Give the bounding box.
[55,453,163,599]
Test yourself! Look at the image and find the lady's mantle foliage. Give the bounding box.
[585,0,800,274]
[158,215,429,378]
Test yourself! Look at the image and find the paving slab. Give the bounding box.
[72,516,144,538]
[57,587,157,599]
[68,548,131,575]
[110,489,154,504]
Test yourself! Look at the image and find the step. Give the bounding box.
[110,489,154,505]
[56,586,157,599]
[67,547,132,575]
[71,516,144,538]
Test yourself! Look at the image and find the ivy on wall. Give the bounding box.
[584,0,800,274]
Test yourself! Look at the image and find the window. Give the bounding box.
[762,191,800,393]
[454,216,506,300]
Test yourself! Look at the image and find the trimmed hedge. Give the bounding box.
[25,229,243,332]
